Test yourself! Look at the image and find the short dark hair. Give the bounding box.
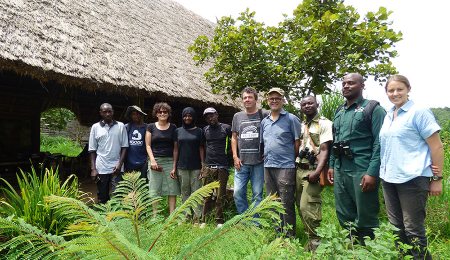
[301,95,317,103]
[152,102,172,120]
[242,87,258,100]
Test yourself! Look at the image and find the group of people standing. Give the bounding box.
[88,101,234,226]
[88,73,444,259]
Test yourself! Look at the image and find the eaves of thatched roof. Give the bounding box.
[0,0,238,108]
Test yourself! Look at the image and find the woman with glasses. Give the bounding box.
[145,102,180,216]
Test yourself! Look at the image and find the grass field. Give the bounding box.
[40,134,82,157]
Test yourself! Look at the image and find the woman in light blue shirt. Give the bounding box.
[379,75,444,260]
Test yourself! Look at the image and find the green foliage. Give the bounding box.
[431,107,450,126]
[243,237,306,259]
[146,181,220,252]
[1,169,449,259]
[41,108,76,131]
[0,167,82,235]
[177,194,285,259]
[316,222,404,259]
[320,90,345,120]
[0,172,290,259]
[189,0,402,105]
[426,145,450,239]
[101,173,159,247]
[40,134,82,157]
[0,217,69,260]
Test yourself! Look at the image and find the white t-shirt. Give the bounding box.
[88,121,129,174]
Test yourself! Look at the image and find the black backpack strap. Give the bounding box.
[258,109,263,122]
[332,103,345,136]
[362,100,381,130]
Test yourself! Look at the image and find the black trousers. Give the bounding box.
[96,173,123,203]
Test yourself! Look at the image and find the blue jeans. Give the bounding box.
[233,162,264,214]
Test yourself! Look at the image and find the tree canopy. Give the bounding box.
[189,0,402,104]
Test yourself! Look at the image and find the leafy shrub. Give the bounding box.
[316,222,406,259]
[41,108,76,131]
[0,167,83,235]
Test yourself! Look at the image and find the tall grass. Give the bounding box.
[40,134,82,157]
[319,91,345,120]
[426,144,450,235]
[0,167,83,235]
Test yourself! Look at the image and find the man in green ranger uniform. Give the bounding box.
[327,73,386,244]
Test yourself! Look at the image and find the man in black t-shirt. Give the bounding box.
[201,107,231,227]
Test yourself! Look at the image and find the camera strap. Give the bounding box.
[304,123,318,154]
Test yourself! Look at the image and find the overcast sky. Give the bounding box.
[174,0,450,109]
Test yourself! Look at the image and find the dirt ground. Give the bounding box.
[78,176,98,203]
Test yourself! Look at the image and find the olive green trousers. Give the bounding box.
[296,168,323,238]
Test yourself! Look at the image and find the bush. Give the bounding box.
[316,222,407,259]
[0,167,82,235]
[41,108,76,131]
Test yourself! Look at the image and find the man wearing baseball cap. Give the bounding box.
[124,105,148,178]
[201,107,232,227]
[260,87,301,237]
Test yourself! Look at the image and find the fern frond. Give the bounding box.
[106,210,132,221]
[166,181,220,225]
[59,223,157,260]
[45,195,107,237]
[0,217,69,259]
[147,181,219,252]
[176,194,284,259]
[110,172,158,221]
[243,237,287,260]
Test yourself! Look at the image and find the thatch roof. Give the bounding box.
[0,0,238,108]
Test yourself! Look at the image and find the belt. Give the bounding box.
[207,165,227,169]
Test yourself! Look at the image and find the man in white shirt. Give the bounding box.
[88,103,128,203]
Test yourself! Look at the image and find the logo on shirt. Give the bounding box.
[131,130,142,141]
[130,130,143,146]
[241,125,259,139]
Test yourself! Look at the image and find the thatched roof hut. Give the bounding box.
[0,0,239,166]
[0,0,238,117]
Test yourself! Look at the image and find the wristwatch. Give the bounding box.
[431,175,443,181]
